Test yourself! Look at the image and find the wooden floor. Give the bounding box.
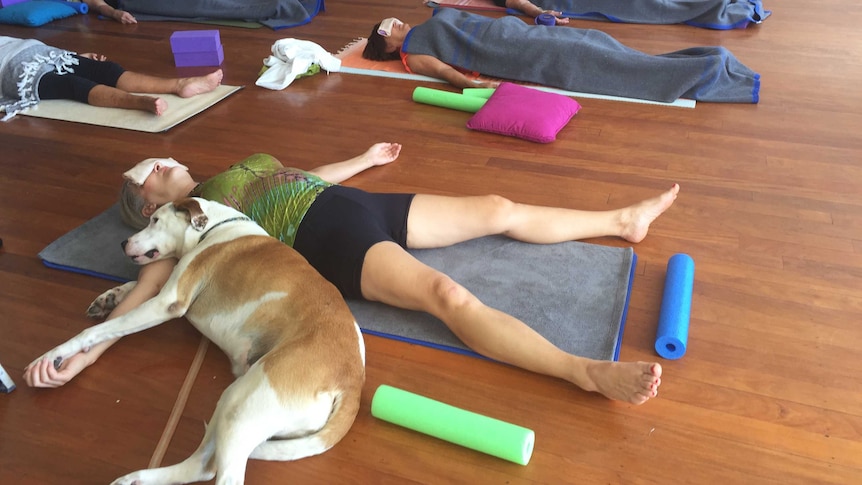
[1,1,861,483]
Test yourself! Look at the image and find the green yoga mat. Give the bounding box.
[38,203,636,362]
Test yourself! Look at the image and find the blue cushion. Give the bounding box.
[0,1,79,27]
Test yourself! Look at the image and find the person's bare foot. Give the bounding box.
[581,361,662,404]
[619,184,680,243]
[176,69,223,98]
[127,95,167,115]
[152,97,168,115]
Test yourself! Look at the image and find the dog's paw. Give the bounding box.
[87,281,137,320]
[112,468,175,485]
[111,475,143,485]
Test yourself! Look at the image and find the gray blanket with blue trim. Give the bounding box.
[523,0,769,30]
[403,8,760,103]
[117,0,323,29]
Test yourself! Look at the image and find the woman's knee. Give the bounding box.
[427,273,478,314]
[479,194,516,231]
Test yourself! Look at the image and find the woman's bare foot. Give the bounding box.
[619,184,680,243]
[152,97,168,116]
[176,69,224,98]
[579,361,662,404]
[133,95,167,115]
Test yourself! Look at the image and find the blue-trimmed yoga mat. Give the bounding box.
[39,203,635,361]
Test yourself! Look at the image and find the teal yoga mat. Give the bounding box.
[38,203,636,361]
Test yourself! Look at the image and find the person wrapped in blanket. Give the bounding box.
[0,36,223,121]
[25,143,680,407]
[362,9,761,103]
[492,0,769,29]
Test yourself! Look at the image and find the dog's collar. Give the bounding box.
[198,216,252,243]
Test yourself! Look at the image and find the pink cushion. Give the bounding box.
[466,82,581,143]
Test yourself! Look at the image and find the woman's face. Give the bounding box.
[131,159,194,205]
[379,17,410,52]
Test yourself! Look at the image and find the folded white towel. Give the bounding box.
[255,38,341,91]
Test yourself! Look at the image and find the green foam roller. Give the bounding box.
[371,385,535,465]
[412,87,487,113]
[462,87,496,99]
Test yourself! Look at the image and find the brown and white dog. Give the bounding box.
[31,197,366,485]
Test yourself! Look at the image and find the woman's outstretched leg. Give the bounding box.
[406,184,679,248]
[86,85,167,115]
[115,69,223,98]
[360,242,661,404]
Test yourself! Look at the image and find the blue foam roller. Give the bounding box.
[50,0,88,14]
[655,253,694,359]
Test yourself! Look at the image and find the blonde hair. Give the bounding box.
[118,180,150,230]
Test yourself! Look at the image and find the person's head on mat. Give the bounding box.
[119,158,198,229]
[363,18,411,61]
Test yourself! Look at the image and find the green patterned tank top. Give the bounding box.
[192,153,332,246]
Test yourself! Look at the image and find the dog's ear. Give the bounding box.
[173,198,208,232]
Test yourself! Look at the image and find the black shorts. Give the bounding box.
[293,185,415,300]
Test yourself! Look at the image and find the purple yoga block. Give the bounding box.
[170,30,221,54]
[173,45,224,67]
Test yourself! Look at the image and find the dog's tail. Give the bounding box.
[248,384,363,461]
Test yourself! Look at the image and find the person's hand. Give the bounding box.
[476,80,500,89]
[114,10,137,24]
[546,10,570,25]
[365,142,402,167]
[23,350,95,388]
[80,53,107,61]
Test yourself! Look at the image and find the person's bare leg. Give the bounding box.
[361,242,661,404]
[114,69,223,98]
[87,85,167,115]
[407,184,679,248]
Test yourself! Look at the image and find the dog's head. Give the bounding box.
[122,197,214,265]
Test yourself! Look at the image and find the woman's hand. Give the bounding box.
[545,11,570,25]
[80,53,107,61]
[113,9,137,24]
[24,349,97,388]
[476,80,501,89]
[364,142,402,167]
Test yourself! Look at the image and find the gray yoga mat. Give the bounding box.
[39,203,635,361]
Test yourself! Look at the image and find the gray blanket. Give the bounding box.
[529,0,769,29]
[404,8,760,103]
[118,0,323,29]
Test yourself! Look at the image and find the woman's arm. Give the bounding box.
[406,54,497,89]
[308,142,401,183]
[23,258,176,388]
[506,0,569,24]
[84,0,138,24]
